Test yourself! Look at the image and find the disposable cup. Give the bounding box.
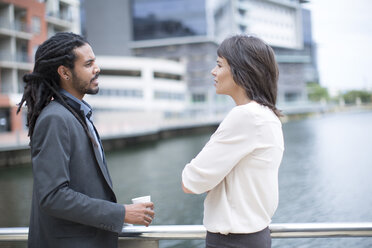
[131,195,152,225]
[132,195,151,204]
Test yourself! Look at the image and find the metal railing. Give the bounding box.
[1,223,372,241]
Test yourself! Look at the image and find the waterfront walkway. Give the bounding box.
[0,131,29,149]
[0,116,222,167]
[1,102,371,151]
[0,114,224,151]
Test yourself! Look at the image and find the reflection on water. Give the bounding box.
[1,110,372,247]
[272,110,372,247]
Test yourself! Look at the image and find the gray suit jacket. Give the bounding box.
[28,99,125,248]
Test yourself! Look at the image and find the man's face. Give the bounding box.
[69,43,100,100]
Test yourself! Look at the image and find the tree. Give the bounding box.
[341,90,372,104]
[306,82,329,102]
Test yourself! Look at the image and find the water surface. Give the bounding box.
[1,110,372,247]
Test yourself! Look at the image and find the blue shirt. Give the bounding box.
[59,89,104,160]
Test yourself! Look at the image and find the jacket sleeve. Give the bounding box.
[182,107,258,194]
[31,111,125,234]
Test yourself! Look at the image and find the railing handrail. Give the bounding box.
[1,223,372,241]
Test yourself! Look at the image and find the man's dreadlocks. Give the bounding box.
[17,32,96,145]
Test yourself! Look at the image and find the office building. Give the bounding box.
[82,0,316,116]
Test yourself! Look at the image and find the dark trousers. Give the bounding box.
[206,227,271,248]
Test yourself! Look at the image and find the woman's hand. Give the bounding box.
[182,182,195,194]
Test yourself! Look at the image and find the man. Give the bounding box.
[17,32,154,248]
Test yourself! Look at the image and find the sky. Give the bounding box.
[303,0,372,94]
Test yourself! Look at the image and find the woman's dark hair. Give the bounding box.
[217,34,281,117]
[17,32,97,144]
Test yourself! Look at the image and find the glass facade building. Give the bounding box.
[132,0,207,40]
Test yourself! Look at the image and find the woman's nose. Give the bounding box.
[211,66,217,76]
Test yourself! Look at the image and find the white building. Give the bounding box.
[86,56,187,115]
[212,0,303,49]
[83,56,188,134]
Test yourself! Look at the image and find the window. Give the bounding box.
[0,109,10,132]
[98,88,143,98]
[239,24,246,33]
[32,16,41,34]
[285,92,299,102]
[132,0,207,40]
[153,71,182,81]
[154,91,185,101]
[100,69,141,77]
[192,93,206,103]
[238,9,246,16]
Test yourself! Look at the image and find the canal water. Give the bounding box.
[1,110,372,247]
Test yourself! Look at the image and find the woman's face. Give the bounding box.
[211,56,240,96]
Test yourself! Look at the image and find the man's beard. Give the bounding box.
[71,71,100,95]
[86,86,99,95]
[86,73,100,95]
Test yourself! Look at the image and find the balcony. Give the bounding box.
[46,11,73,30]
[0,23,32,40]
[0,51,33,71]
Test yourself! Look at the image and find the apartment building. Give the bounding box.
[44,0,80,37]
[0,0,45,132]
[0,0,80,132]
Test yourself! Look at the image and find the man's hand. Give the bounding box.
[124,202,155,227]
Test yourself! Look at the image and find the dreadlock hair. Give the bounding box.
[217,34,282,117]
[17,32,97,146]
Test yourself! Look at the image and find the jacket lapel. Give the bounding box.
[54,97,116,196]
[89,122,114,188]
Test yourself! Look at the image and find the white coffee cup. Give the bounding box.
[131,195,151,204]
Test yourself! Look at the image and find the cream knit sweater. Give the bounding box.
[182,101,284,234]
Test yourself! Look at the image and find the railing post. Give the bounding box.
[118,239,159,248]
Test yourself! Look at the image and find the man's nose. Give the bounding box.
[94,65,100,74]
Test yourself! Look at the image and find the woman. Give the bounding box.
[182,35,284,248]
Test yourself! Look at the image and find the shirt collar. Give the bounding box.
[59,89,92,118]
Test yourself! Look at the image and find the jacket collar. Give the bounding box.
[58,89,92,118]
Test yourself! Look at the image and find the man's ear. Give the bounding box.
[57,65,71,81]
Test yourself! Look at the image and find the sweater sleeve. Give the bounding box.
[182,107,258,194]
